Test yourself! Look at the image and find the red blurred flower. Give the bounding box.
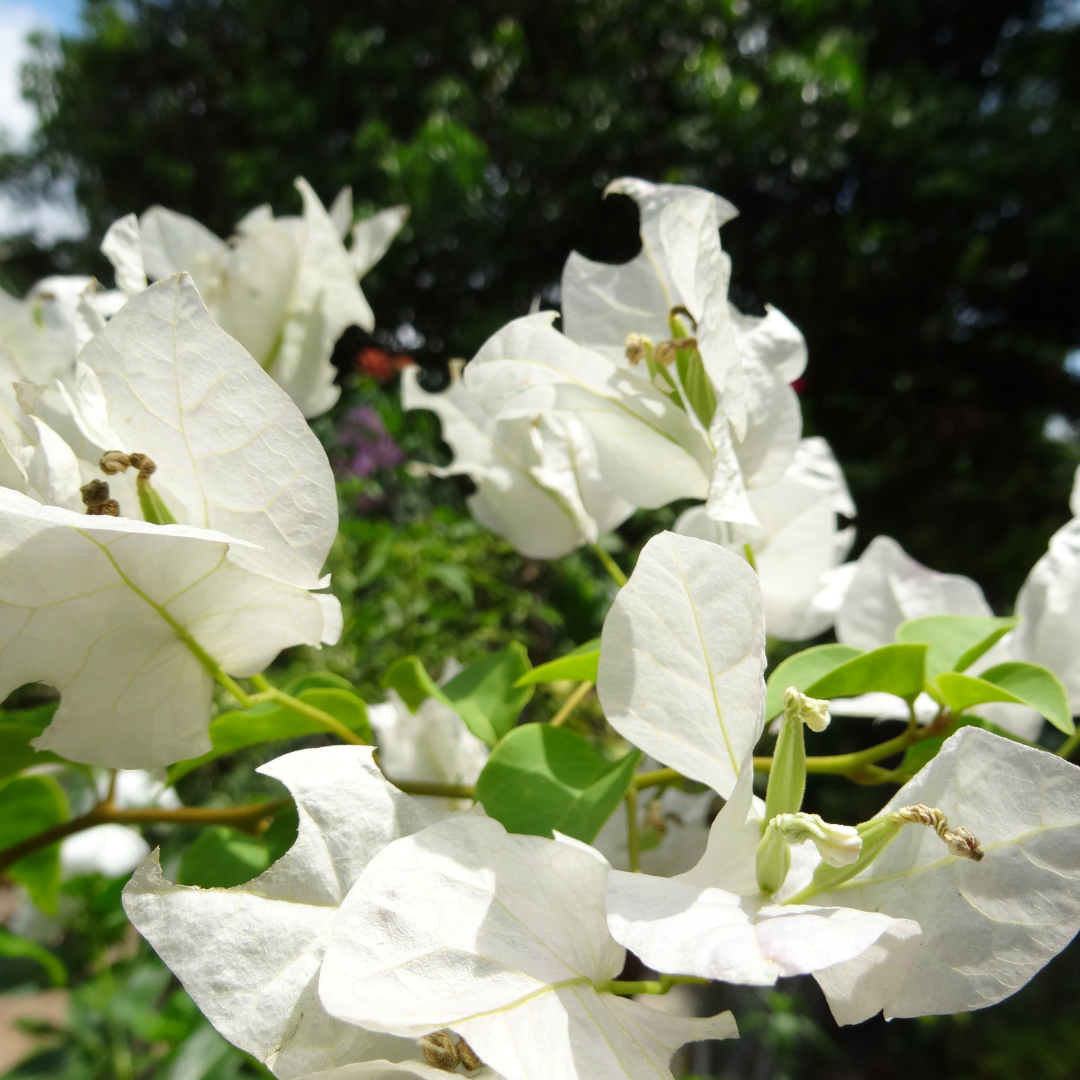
[356,346,415,382]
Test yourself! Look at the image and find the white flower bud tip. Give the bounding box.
[782,686,831,732]
[773,812,862,868]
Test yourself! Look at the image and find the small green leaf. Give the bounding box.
[475,725,642,843]
[285,671,361,695]
[805,643,929,702]
[168,688,372,783]
[935,664,1073,734]
[895,615,1018,677]
[765,644,863,720]
[382,656,442,712]
[0,927,67,986]
[384,647,534,747]
[442,643,534,745]
[178,827,271,888]
[0,723,63,780]
[0,775,70,913]
[515,639,600,687]
[0,700,59,732]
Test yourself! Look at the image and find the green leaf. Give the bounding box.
[895,615,1018,677]
[936,662,1074,735]
[177,827,271,888]
[515,639,601,686]
[765,644,863,720]
[384,645,534,747]
[475,725,642,843]
[168,687,372,783]
[805,643,929,702]
[0,775,70,913]
[0,723,64,780]
[0,927,67,986]
[382,655,442,712]
[0,700,59,733]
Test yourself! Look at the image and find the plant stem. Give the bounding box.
[550,681,594,727]
[625,786,641,873]
[1058,728,1080,760]
[251,677,367,746]
[594,974,707,996]
[0,798,291,876]
[389,780,475,800]
[632,722,944,791]
[591,542,628,587]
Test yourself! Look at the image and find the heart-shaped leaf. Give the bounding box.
[515,639,600,686]
[936,662,1073,735]
[765,644,862,721]
[805,643,928,702]
[475,724,641,842]
[895,615,1018,678]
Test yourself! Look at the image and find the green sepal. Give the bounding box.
[137,480,178,525]
[805,643,929,702]
[474,724,641,843]
[515,639,600,686]
[765,644,862,721]
[935,662,1073,735]
[763,710,806,823]
[895,615,1018,678]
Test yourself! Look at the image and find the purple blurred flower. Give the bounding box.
[335,405,405,478]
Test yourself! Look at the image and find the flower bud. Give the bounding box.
[624,333,653,365]
[757,812,862,895]
[783,686,831,732]
[653,340,677,367]
[421,1031,458,1071]
[788,803,984,904]
[755,823,792,896]
[81,479,120,517]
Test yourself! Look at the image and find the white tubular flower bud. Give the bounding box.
[782,686,831,732]
[771,812,863,868]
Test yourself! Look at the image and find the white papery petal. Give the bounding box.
[598,532,766,798]
[80,274,337,589]
[1012,518,1080,710]
[300,1064,498,1080]
[835,535,991,651]
[813,921,923,1026]
[402,367,585,558]
[61,824,150,879]
[0,489,326,768]
[464,312,713,508]
[124,746,443,1078]
[820,727,1080,1018]
[320,814,732,1080]
[101,214,147,297]
[138,206,225,293]
[731,304,807,385]
[351,206,409,279]
[606,870,905,987]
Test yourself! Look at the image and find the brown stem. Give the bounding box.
[0,798,291,877]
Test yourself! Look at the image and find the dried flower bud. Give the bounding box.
[421,1031,459,1071]
[653,341,677,367]
[895,804,985,861]
[643,797,667,838]
[670,304,698,331]
[100,450,132,475]
[101,450,157,483]
[624,333,653,365]
[456,1036,483,1072]
[782,686,831,732]
[81,479,120,517]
